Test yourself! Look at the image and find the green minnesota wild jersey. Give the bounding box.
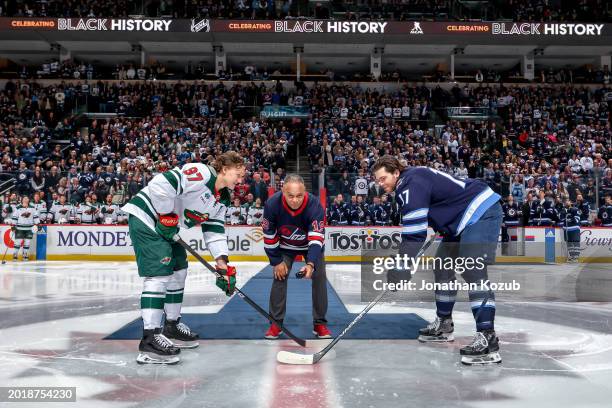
[122,163,231,259]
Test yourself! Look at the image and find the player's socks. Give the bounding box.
[163,317,199,349]
[460,329,501,365]
[469,290,496,332]
[137,328,181,365]
[418,316,454,342]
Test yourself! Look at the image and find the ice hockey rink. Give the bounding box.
[2,260,612,408]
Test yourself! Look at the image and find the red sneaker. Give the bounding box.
[313,324,332,339]
[264,323,282,339]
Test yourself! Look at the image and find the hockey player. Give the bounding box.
[262,174,331,340]
[381,194,393,224]
[559,199,581,262]
[100,194,121,224]
[77,195,101,224]
[370,196,391,226]
[31,192,48,224]
[2,193,19,224]
[531,191,556,226]
[501,195,521,246]
[575,194,591,226]
[350,195,370,226]
[122,151,245,365]
[597,195,612,227]
[49,195,74,224]
[116,206,128,224]
[327,194,350,226]
[11,196,39,261]
[372,156,502,365]
[246,198,264,226]
[227,197,246,225]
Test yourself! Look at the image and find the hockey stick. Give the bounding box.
[277,235,436,365]
[173,235,307,347]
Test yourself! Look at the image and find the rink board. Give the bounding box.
[0,224,609,263]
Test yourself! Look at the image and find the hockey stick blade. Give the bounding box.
[276,345,336,365]
[276,350,316,365]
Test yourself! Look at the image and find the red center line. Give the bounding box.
[270,340,330,408]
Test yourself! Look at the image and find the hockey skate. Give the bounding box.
[162,317,200,349]
[12,253,18,261]
[136,328,181,365]
[418,316,454,342]
[460,329,502,365]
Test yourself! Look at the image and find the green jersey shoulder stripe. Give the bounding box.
[138,191,156,212]
[171,169,183,195]
[162,171,179,192]
[130,195,157,222]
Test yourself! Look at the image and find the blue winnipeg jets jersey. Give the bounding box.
[396,167,500,253]
[262,192,325,266]
[559,206,581,230]
[597,204,612,227]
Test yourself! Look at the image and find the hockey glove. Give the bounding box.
[215,265,237,296]
[155,213,179,241]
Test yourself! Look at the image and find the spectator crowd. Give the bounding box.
[302,83,611,227]
[0,77,610,229]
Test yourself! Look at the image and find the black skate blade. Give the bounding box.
[136,352,180,365]
[461,352,502,366]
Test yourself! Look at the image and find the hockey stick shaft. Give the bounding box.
[313,235,437,362]
[173,235,307,347]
